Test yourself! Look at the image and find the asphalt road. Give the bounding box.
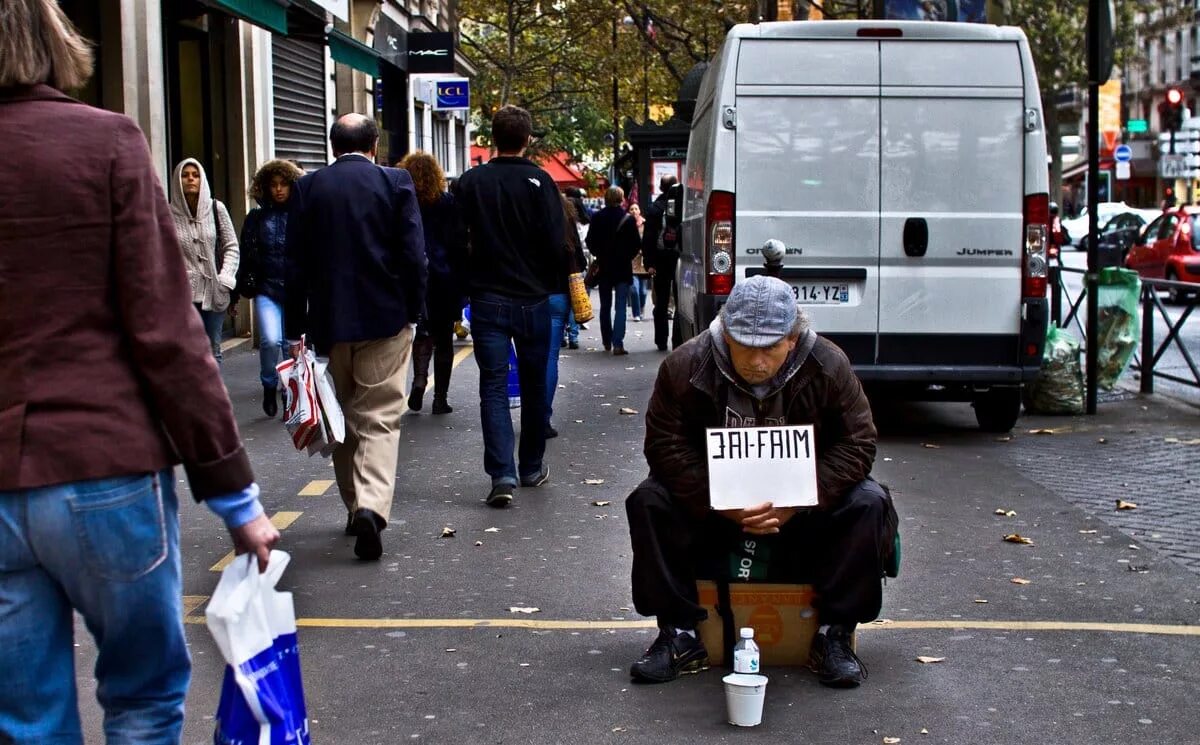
[72,310,1200,745]
[1057,250,1199,404]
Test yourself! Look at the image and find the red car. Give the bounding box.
[1126,207,1200,302]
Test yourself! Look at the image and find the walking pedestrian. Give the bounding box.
[0,2,279,740]
[546,194,589,439]
[628,202,650,322]
[285,113,428,560]
[399,151,468,415]
[586,186,641,355]
[453,105,567,508]
[239,159,304,417]
[169,157,240,363]
[643,175,680,351]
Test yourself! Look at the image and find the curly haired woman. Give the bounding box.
[238,159,304,416]
[398,151,467,414]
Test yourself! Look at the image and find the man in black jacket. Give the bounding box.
[642,175,680,351]
[454,105,567,508]
[286,113,428,560]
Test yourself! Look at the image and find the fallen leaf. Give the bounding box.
[592,500,612,507]
[1129,544,1140,550]
[922,443,941,449]
[484,527,501,533]
[1003,533,1034,545]
[994,508,1016,517]
[884,738,902,744]
[618,407,639,415]
[583,479,605,485]
[612,727,627,733]
[445,648,457,652]
[474,541,483,547]
[508,606,540,614]
[995,436,1012,443]
[920,729,929,735]
[974,599,989,604]
[1010,577,1031,585]
[1079,529,1098,534]
[1163,437,1200,445]
[1028,428,1058,435]
[1116,500,1138,510]
[868,618,894,625]
[440,526,456,538]
[915,656,945,664]
[1097,437,1108,444]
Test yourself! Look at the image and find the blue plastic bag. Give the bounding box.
[206,551,310,745]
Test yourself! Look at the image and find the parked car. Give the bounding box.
[1125,207,1200,302]
[1078,212,1148,266]
[1064,202,1161,250]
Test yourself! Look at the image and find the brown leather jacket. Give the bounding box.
[0,85,252,499]
[644,327,877,518]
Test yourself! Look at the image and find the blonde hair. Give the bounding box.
[605,186,624,207]
[0,0,94,90]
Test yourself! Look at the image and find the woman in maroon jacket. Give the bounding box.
[0,2,279,741]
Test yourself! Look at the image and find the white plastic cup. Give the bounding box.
[723,673,768,727]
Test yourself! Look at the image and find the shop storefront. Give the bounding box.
[272,6,330,173]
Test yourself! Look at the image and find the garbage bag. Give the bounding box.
[1096,267,1141,390]
[1028,325,1084,415]
[207,551,310,745]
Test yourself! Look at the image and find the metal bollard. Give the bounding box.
[1050,262,1062,327]
[1141,284,1154,394]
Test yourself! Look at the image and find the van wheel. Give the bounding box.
[973,387,1021,432]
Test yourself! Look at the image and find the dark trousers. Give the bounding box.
[651,256,678,350]
[470,293,551,487]
[411,316,455,400]
[626,477,888,629]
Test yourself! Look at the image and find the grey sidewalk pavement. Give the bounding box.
[74,317,1200,745]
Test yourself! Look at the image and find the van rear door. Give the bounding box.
[734,39,881,366]
[876,41,1026,369]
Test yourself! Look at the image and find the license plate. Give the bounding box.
[789,283,850,304]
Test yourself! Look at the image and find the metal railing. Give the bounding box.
[1049,261,1200,395]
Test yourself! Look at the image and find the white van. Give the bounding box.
[675,20,1051,431]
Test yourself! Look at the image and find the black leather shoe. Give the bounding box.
[544,424,558,439]
[568,341,579,350]
[352,508,385,560]
[344,512,354,536]
[809,625,867,688]
[262,386,278,417]
[431,397,453,415]
[408,385,425,412]
[629,628,708,683]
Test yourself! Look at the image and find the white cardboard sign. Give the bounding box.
[705,425,819,510]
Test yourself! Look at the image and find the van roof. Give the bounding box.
[729,20,1028,43]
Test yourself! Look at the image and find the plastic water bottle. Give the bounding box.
[733,627,760,674]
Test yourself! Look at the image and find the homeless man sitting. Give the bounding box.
[625,274,893,688]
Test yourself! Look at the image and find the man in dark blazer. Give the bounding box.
[286,113,427,561]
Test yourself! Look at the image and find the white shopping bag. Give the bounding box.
[310,357,344,457]
[277,338,322,452]
[206,551,310,745]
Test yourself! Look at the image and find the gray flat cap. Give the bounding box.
[721,275,798,348]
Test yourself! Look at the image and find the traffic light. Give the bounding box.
[1160,87,1185,132]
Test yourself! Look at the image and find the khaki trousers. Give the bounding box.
[327,327,414,524]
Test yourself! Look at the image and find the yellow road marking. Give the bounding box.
[298,479,335,496]
[179,615,1200,636]
[209,511,304,572]
[452,344,474,368]
[182,595,209,616]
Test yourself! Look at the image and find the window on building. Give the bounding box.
[433,116,450,167]
[414,103,425,149]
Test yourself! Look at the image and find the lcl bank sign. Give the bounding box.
[433,79,470,111]
[408,32,455,74]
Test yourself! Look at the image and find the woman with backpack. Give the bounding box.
[400,152,468,414]
[169,158,240,364]
[237,159,304,416]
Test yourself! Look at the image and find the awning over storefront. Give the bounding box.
[206,0,287,35]
[328,28,381,75]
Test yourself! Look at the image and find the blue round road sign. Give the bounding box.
[1114,144,1133,162]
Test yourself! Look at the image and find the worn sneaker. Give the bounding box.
[630,628,709,683]
[809,625,867,688]
[568,341,580,350]
[520,465,550,487]
[486,484,514,508]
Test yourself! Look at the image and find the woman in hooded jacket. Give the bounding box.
[399,151,468,414]
[238,159,303,416]
[169,158,239,363]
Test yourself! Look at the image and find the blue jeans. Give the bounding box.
[599,282,630,350]
[566,308,579,344]
[196,303,224,364]
[0,470,187,744]
[629,276,648,319]
[471,293,551,486]
[255,294,286,388]
[546,293,570,426]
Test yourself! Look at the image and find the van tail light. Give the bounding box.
[1023,193,1049,298]
[706,190,735,295]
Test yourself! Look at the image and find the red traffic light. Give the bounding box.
[1167,88,1184,105]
